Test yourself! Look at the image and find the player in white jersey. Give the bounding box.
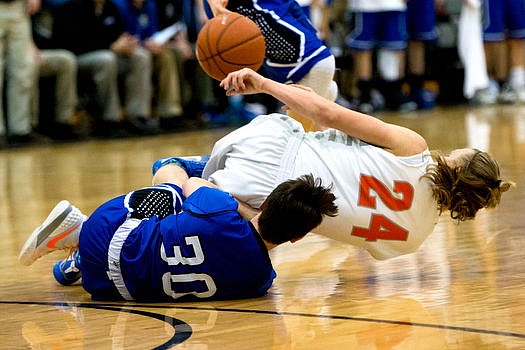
[191,68,513,260]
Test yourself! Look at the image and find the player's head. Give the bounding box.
[424,148,513,221]
[257,174,338,245]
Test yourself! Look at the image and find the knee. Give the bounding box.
[95,51,119,73]
[131,47,152,69]
[56,50,78,73]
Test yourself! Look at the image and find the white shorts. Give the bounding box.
[202,114,305,208]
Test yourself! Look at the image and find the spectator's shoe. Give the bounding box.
[411,88,436,110]
[53,249,82,286]
[517,86,525,103]
[498,83,517,104]
[354,90,385,114]
[126,117,160,136]
[473,80,499,105]
[7,132,51,148]
[152,155,211,177]
[19,201,86,266]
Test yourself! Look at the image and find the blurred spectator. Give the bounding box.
[113,0,186,131]
[53,0,156,137]
[405,0,440,109]
[1,0,41,147]
[346,0,417,113]
[156,0,219,126]
[476,0,525,104]
[31,4,81,140]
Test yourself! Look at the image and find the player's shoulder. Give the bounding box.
[184,187,238,215]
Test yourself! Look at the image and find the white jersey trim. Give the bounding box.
[107,217,142,301]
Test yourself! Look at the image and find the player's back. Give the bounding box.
[295,130,439,259]
[155,187,276,301]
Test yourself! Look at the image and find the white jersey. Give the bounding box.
[203,114,439,260]
[348,0,406,12]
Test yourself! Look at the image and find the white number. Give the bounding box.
[162,272,217,299]
[161,236,204,265]
[160,236,217,299]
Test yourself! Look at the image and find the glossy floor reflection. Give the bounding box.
[1,105,524,349]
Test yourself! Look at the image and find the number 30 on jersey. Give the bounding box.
[160,236,217,299]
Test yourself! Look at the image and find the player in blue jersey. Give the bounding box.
[18,162,338,301]
[480,0,525,104]
[405,0,439,109]
[204,0,337,131]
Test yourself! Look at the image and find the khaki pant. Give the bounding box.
[0,1,35,135]
[33,49,78,125]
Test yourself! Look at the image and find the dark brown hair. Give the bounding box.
[422,149,513,221]
[258,174,338,244]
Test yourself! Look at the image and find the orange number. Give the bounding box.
[351,175,413,241]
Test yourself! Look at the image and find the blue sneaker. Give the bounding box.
[151,155,210,177]
[411,88,436,110]
[53,249,82,286]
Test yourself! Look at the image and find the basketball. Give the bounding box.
[196,12,266,81]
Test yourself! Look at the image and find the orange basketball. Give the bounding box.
[196,12,266,81]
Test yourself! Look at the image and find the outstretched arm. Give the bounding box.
[220,68,427,156]
[206,0,231,16]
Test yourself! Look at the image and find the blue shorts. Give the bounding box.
[79,183,185,300]
[482,0,525,41]
[347,11,408,51]
[406,0,438,41]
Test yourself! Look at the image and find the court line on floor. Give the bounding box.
[3,300,525,341]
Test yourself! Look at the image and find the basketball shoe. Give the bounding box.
[152,155,211,178]
[19,200,86,266]
[53,249,82,286]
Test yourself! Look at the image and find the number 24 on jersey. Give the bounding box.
[352,174,414,242]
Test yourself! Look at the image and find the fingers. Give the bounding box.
[220,68,248,93]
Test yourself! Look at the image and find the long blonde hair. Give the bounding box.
[422,150,513,221]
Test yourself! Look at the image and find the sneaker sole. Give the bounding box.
[18,200,83,266]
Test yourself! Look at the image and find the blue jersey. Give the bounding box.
[204,0,332,83]
[79,184,276,301]
[113,0,159,41]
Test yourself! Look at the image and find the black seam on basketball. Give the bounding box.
[208,54,228,79]
[198,34,264,63]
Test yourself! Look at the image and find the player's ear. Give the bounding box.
[258,198,267,210]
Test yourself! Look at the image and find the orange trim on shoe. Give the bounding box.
[46,223,81,249]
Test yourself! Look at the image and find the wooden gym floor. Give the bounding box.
[0,104,524,349]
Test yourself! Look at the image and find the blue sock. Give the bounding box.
[151,155,210,178]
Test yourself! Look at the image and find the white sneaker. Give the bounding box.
[498,83,517,104]
[19,200,86,266]
[474,80,499,105]
[516,86,525,103]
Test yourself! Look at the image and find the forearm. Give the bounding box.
[260,79,386,142]
[260,78,426,155]
[222,68,427,155]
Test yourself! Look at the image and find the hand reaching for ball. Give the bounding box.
[220,68,267,96]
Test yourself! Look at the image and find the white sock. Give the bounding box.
[378,50,401,81]
[509,67,525,89]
